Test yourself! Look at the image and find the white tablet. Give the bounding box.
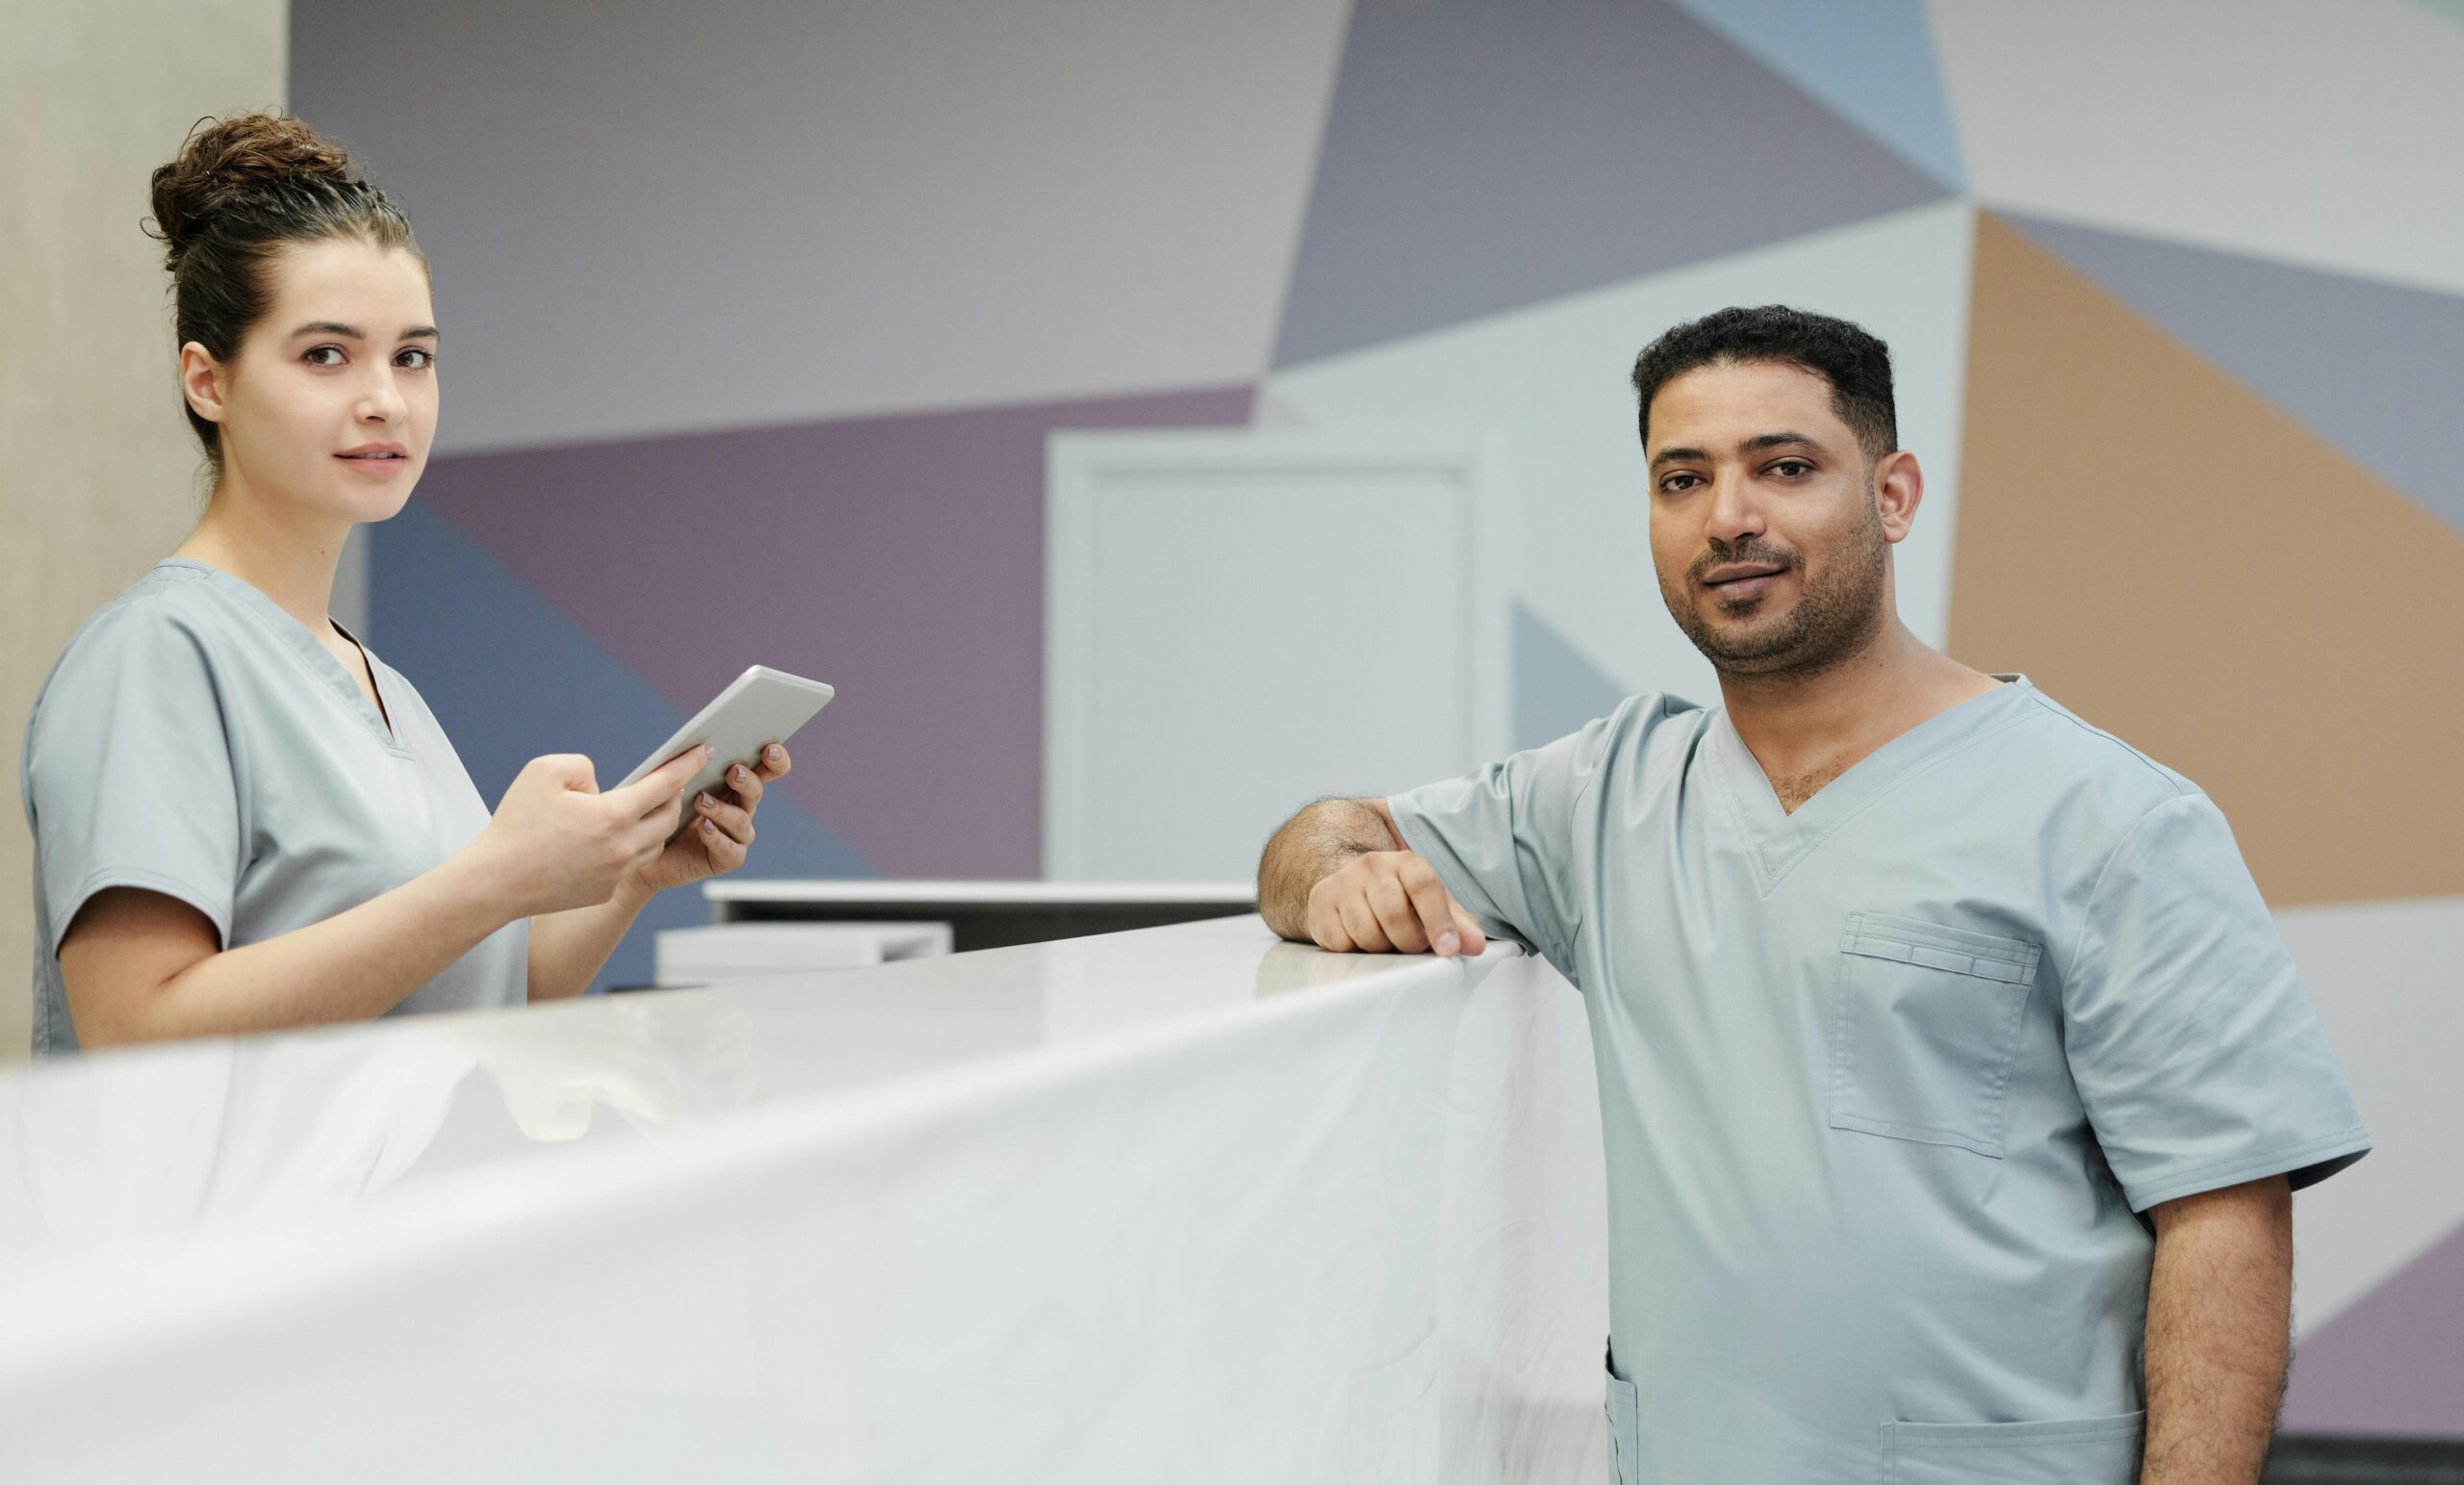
[618,666,834,832]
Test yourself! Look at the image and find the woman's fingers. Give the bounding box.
[755,742,791,781]
[693,791,757,846]
[693,814,750,870]
[719,761,764,817]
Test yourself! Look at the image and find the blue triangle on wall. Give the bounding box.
[371,501,872,992]
[1515,602,1630,753]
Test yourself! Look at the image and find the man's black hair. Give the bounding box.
[1629,305,1898,463]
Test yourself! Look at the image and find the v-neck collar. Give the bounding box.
[1705,674,2035,895]
[158,558,403,752]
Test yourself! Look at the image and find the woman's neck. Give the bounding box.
[173,465,352,637]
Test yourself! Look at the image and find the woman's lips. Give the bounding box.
[335,452,408,474]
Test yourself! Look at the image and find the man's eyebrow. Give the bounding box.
[1649,445,1706,470]
[1740,431,1821,454]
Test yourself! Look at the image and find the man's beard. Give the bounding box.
[1658,491,1889,679]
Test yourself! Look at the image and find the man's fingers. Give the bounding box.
[1337,895,1392,953]
[1365,873,1429,954]
[1307,889,1356,952]
[1398,860,1462,957]
[1450,907,1487,956]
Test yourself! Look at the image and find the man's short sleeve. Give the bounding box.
[24,605,244,952]
[2062,792,2370,1212]
[1386,701,1630,975]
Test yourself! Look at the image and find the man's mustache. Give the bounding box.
[1689,539,1799,585]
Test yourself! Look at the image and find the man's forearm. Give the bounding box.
[2140,1176,2294,1485]
[1257,797,1395,940]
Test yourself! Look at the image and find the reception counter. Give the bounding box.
[0,917,1610,1482]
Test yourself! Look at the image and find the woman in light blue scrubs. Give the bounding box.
[19,113,789,1056]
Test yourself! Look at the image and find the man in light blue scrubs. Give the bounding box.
[1258,307,2367,1484]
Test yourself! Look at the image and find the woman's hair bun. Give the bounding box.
[146,112,359,271]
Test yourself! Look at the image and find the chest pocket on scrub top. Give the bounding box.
[1830,911,2042,1159]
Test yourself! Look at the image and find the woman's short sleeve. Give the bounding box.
[24,604,244,951]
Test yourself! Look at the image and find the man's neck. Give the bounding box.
[1717,623,1999,811]
[174,473,350,640]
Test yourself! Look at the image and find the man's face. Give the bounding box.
[1643,361,1913,678]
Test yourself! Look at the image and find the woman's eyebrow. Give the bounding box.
[286,322,439,341]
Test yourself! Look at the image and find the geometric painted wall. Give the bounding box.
[296,0,2464,1432]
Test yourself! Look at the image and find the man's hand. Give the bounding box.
[1305,849,1486,958]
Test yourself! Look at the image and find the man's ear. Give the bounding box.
[179,343,229,430]
[1873,449,1923,544]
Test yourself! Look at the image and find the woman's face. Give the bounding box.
[189,236,438,525]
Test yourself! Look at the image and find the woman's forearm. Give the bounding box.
[86,850,518,1045]
[525,886,649,1001]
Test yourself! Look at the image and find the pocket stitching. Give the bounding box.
[1841,911,2042,984]
[1885,1412,2147,1447]
[1833,913,2044,1160]
[1883,1412,2147,1484]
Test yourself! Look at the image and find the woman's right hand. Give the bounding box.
[471,748,711,918]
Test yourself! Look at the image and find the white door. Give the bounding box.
[1045,431,1505,881]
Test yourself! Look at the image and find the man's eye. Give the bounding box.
[1660,474,1701,494]
[303,346,344,367]
[1773,460,1811,477]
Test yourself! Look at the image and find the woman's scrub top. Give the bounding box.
[1390,676,2368,1485]
[21,558,528,1056]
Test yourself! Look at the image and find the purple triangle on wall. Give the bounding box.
[403,385,1254,881]
[2282,1217,2464,1434]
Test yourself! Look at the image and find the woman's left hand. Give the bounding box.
[620,742,791,906]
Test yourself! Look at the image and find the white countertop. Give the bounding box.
[703,877,1256,905]
[0,915,1495,1281]
[0,918,1607,1484]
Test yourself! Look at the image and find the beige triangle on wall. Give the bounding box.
[1948,214,2464,908]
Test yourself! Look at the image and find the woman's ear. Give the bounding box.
[179,342,228,429]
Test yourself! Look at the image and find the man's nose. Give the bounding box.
[1705,469,1766,545]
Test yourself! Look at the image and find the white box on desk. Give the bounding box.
[653,921,953,986]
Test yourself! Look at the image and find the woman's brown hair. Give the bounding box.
[144,113,424,469]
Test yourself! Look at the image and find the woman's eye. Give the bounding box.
[302,346,345,367]
[396,347,434,371]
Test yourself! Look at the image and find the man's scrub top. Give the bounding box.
[1389,676,2367,1485]
[22,558,528,1056]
